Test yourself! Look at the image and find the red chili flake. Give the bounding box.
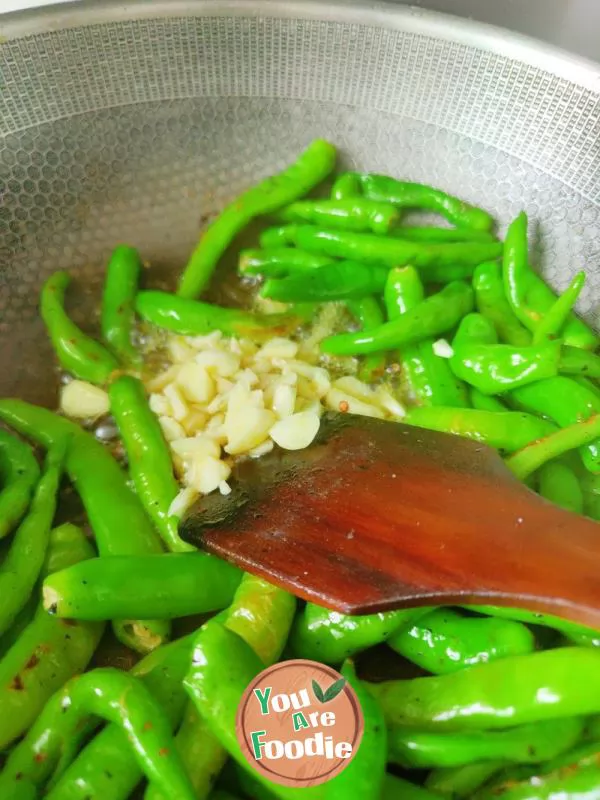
[143,721,153,731]
[34,752,47,763]
[339,400,350,413]
[158,748,170,757]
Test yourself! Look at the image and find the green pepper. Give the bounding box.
[321,281,474,356]
[387,607,535,675]
[392,227,497,243]
[559,345,600,379]
[367,647,600,731]
[279,198,399,234]
[177,139,337,298]
[239,248,334,278]
[382,774,444,800]
[0,430,40,540]
[101,244,143,366]
[503,212,598,350]
[538,461,584,513]
[469,388,508,413]
[331,172,362,201]
[533,271,586,344]
[426,762,507,798]
[262,261,389,303]
[346,296,387,383]
[41,270,119,384]
[473,262,532,346]
[466,605,600,643]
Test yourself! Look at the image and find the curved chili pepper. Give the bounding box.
[0,399,170,653]
[101,244,143,366]
[367,647,600,731]
[41,271,120,384]
[559,345,600,379]
[388,717,583,769]
[259,225,502,280]
[538,461,584,514]
[385,267,469,408]
[355,173,495,231]
[0,430,40,540]
[473,262,532,346]
[290,603,432,664]
[466,605,600,643]
[321,281,474,356]
[393,227,497,243]
[331,172,362,201]
[533,271,586,344]
[109,375,194,553]
[261,261,389,303]
[280,198,399,234]
[346,296,387,383]
[43,552,242,621]
[177,139,337,298]
[0,668,196,799]
[0,524,103,751]
[426,762,507,798]
[239,247,334,278]
[136,290,299,339]
[388,607,535,675]
[503,213,598,350]
[449,314,562,395]
[0,444,64,637]
[404,407,556,452]
[469,388,508,412]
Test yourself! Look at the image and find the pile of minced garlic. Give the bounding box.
[60,326,405,517]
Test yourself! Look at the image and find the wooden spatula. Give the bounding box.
[180,412,600,628]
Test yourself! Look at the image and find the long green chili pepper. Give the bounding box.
[280,198,399,234]
[0,399,170,653]
[473,262,532,346]
[355,173,495,231]
[259,225,502,280]
[509,376,600,473]
[47,633,196,800]
[533,271,586,344]
[41,270,120,384]
[0,668,196,800]
[262,261,389,303]
[426,762,507,798]
[239,248,334,278]
[321,281,474,356]
[469,388,508,412]
[382,774,444,800]
[331,172,362,201]
[177,139,337,298]
[346,296,387,383]
[449,314,562,395]
[384,267,468,408]
[0,523,103,751]
[387,718,584,769]
[538,461,584,513]
[323,660,387,800]
[367,647,600,731]
[387,607,535,675]
[136,290,299,339]
[559,345,600,379]
[0,429,40,540]
[290,603,432,664]
[404,407,556,452]
[466,605,600,643]
[0,444,64,636]
[506,413,600,480]
[109,375,194,553]
[43,552,242,620]
[101,244,143,366]
[503,212,598,350]
[392,227,497,243]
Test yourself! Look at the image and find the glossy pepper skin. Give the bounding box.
[559,345,600,379]
[136,290,299,339]
[0,445,64,637]
[503,212,598,350]
[0,399,170,654]
[0,668,196,800]
[290,603,431,664]
[426,762,506,798]
[346,296,387,383]
[261,261,389,303]
[177,139,337,298]
[0,430,40,540]
[387,717,583,769]
[355,173,495,232]
[466,605,600,643]
[385,267,468,408]
[404,407,556,452]
[280,198,399,234]
[449,313,562,395]
[0,524,103,752]
[321,281,474,356]
[109,375,194,553]
[41,270,120,384]
[239,247,334,278]
[473,262,532,346]
[533,271,586,344]
[391,227,497,243]
[100,245,143,366]
[387,607,535,675]
[367,647,600,731]
[43,552,243,621]
[469,388,508,412]
[509,378,600,473]
[331,172,361,201]
[538,461,584,514]
[259,225,502,281]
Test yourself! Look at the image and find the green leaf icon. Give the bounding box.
[323,677,346,702]
[312,679,325,703]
